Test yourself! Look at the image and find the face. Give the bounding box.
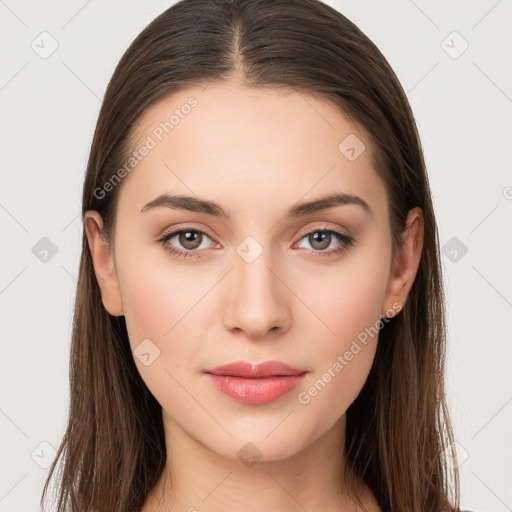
[87,81,411,462]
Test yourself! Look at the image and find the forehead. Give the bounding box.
[118,82,386,221]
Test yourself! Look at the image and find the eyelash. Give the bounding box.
[156,226,355,260]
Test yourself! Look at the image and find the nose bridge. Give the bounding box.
[223,234,290,339]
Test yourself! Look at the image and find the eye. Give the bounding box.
[157,225,355,260]
[294,227,355,257]
[157,227,215,259]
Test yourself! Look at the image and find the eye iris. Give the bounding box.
[179,230,202,250]
[310,231,331,250]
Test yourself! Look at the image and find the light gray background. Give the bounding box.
[1,1,511,510]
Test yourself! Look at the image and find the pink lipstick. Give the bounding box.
[203,361,308,405]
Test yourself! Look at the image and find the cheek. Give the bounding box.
[115,238,207,343]
[113,248,186,380]
[294,244,389,349]
[293,249,389,417]
[116,257,209,415]
[119,269,181,347]
[114,242,224,394]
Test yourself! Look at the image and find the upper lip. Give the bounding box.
[204,360,308,378]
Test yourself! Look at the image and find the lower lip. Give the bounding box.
[205,373,307,405]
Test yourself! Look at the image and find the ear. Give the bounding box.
[83,211,124,317]
[381,207,424,318]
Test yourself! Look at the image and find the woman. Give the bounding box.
[41,0,467,510]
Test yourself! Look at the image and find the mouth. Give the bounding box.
[203,360,307,378]
[203,360,308,404]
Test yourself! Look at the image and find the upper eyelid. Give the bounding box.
[296,223,350,238]
[160,225,215,242]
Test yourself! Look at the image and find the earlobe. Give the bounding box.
[83,211,124,317]
[381,207,424,318]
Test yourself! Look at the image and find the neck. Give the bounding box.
[141,412,379,512]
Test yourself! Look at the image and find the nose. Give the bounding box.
[222,245,291,341]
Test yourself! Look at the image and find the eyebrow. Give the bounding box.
[140,192,372,218]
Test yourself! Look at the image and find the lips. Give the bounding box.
[203,360,307,378]
[203,360,308,405]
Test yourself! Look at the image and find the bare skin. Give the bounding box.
[84,80,423,511]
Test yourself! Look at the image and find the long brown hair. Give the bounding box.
[41,1,460,510]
